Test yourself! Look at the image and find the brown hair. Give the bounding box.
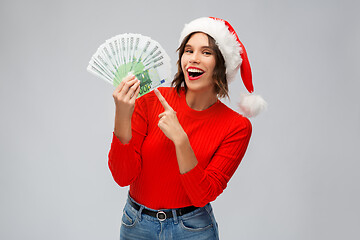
[171,32,229,99]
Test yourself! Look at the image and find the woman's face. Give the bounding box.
[181,32,216,95]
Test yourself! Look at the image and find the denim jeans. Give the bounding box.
[120,196,219,240]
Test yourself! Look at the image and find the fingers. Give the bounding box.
[154,88,173,111]
[128,80,141,102]
[130,86,141,103]
[120,78,139,96]
[113,74,141,107]
[114,74,135,93]
[113,73,140,97]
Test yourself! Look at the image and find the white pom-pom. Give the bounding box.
[239,93,267,117]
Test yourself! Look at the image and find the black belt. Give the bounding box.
[128,198,199,221]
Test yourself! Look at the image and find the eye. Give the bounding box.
[203,51,212,55]
[185,49,193,53]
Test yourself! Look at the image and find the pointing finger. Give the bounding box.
[154,88,173,111]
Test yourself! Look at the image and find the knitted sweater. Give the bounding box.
[108,87,252,209]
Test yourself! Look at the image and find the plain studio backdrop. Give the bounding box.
[0,0,359,239]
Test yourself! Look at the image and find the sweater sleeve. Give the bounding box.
[108,96,148,187]
[179,116,252,207]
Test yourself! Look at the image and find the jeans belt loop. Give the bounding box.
[172,209,178,224]
[138,205,144,221]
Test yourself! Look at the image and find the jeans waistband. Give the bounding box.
[127,195,199,221]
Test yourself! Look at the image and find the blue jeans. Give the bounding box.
[120,196,219,240]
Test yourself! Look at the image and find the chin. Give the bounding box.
[185,81,214,94]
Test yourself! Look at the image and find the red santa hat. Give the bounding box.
[179,17,266,117]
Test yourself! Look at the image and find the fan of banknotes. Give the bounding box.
[87,33,171,98]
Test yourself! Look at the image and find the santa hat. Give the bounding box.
[179,17,266,117]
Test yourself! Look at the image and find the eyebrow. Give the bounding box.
[185,44,212,50]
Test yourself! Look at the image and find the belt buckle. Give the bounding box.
[156,211,166,221]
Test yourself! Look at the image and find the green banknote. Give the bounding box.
[87,33,171,98]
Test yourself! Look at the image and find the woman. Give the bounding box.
[109,17,264,240]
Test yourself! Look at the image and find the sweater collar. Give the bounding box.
[178,88,223,119]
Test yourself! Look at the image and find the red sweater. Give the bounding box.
[108,87,252,209]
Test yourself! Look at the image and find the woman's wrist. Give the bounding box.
[173,131,189,146]
[114,115,132,144]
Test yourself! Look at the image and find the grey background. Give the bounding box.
[1,0,359,239]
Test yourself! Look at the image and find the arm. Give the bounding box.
[179,117,252,207]
[173,134,198,174]
[108,75,147,187]
[154,89,252,206]
[154,88,198,174]
[113,75,140,144]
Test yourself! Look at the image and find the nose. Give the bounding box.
[189,51,200,64]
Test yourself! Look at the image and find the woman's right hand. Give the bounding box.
[112,74,141,118]
[112,74,141,144]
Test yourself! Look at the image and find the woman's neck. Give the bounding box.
[185,90,218,111]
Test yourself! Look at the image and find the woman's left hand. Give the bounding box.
[154,89,187,144]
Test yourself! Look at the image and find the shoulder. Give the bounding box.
[218,102,252,135]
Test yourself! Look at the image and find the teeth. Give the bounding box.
[187,68,204,73]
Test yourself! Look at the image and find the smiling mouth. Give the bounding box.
[187,68,204,80]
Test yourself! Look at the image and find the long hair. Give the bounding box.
[171,32,229,99]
